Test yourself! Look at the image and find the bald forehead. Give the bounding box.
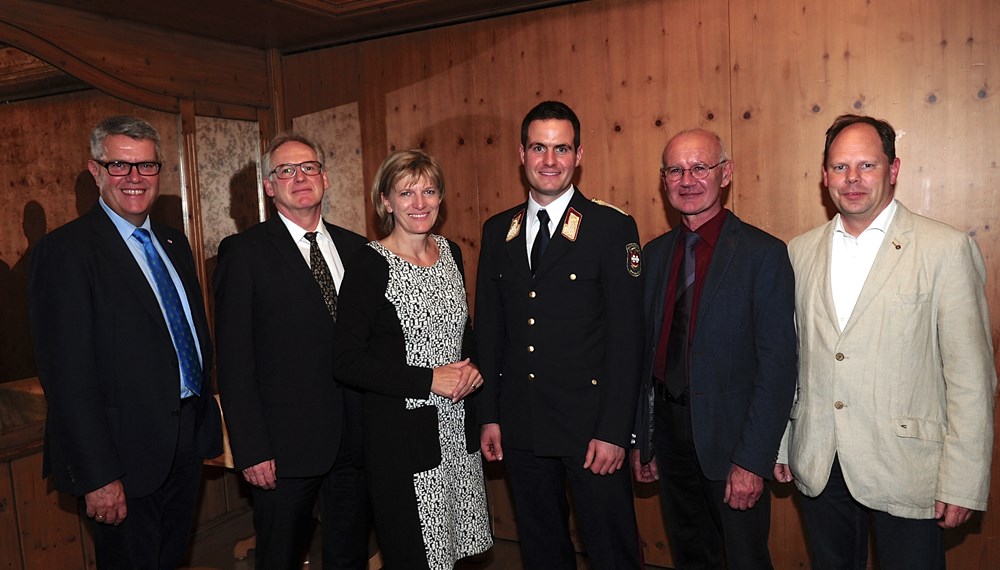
[664,129,722,161]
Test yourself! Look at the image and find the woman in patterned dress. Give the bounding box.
[333,149,493,569]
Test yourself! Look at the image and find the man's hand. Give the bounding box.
[773,463,794,483]
[85,479,127,525]
[583,439,625,475]
[724,464,764,511]
[935,501,974,529]
[630,449,659,483]
[480,423,503,461]
[242,459,277,489]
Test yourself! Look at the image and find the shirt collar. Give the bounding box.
[683,207,728,248]
[834,199,897,237]
[276,211,331,243]
[527,185,575,228]
[99,196,151,241]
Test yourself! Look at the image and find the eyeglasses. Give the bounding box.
[95,160,162,177]
[270,161,323,180]
[660,160,727,181]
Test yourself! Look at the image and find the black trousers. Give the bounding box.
[800,455,945,570]
[653,392,773,570]
[89,397,202,570]
[503,446,641,570]
[251,439,369,570]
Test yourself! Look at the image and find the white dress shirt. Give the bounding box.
[525,186,575,260]
[276,212,346,289]
[830,199,898,331]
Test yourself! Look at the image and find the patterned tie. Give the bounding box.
[663,231,700,398]
[304,232,338,320]
[530,209,551,275]
[132,228,201,397]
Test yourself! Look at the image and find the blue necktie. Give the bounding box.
[133,228,201,397]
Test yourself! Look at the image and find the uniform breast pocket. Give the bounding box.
[705,287,750,334]
[550,261,601,305]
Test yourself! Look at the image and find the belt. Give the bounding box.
[654,382,688,406]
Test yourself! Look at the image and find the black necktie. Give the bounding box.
[663,231,700,398]
[304,232,338,320]
[530,209,551,275]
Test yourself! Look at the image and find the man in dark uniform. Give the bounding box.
[475,100,644,568]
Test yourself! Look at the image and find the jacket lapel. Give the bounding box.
[532,190,587,279]
[502,208,533,281]
[840,205,912,336]
[695,214,740,328]
[88,208,167,328]
[266,216,333,312]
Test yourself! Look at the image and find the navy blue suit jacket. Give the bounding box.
[29,205,222,498]
[635,212,796,480]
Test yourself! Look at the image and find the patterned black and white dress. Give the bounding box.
[333,234,492,569]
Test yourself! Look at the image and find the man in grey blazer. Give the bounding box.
[632,129,797,568]
[775,114,997,568]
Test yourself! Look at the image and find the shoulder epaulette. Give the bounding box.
[591,198,631,217]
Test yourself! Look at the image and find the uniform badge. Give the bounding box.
[626,243,641,277]
[561,208,582,242]
[506,210,525,242]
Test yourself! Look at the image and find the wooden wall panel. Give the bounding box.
[280,0,1000,567]
[11,453,85,568]
[0,462,23,569]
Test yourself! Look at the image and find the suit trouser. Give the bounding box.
[653,391,773,570]
[251,436,370,570]
[799,455,945,570]
[89,396,202,570]
[503,446,641,570]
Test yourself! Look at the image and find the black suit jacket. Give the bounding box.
[475,189,644,456]
[635,212,797,479]
[214,216,366,476]
[28,205,222,498]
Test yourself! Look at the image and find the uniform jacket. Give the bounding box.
[475,189,644,455]
[781,202,997,518]
[635,212,797,480]
[28,205,222,498]
[214,216,366,476]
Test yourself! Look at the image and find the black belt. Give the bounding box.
[654,382,688,406]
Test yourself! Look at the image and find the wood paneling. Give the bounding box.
[0,0,268,119]
[281,0,1000,567]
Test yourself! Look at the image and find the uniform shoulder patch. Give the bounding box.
[626,243,641,277]
[591,198,631,217]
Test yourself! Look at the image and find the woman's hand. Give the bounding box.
[431,358,483,402]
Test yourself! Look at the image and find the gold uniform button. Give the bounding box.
[528,373,535,380]
[591,379,598,385]
[835,353,845,361]
[527,345,535,352]
[528,291,537,299]
[569,273,577,280]
[834,401,845,409]
[528,318,535,325]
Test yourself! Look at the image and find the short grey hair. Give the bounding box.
[261,133,326,177]
[90,116,162,161]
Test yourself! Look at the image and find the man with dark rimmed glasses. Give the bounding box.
[215,133,370,568]
[29,115,222,568]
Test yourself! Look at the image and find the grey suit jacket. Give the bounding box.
[781,202,996,518]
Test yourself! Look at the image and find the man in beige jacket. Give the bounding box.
[775,114,996,568]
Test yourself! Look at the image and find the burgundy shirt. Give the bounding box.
[652,208,728,382]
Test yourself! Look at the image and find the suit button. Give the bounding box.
[528,291,537,299]
[834,401,845,409]
[835,353,845,361]
[529,373,535,380]
[527,345,535,352]
[528,318,535,325]
[591,379,598,385]
[569,273,577,280]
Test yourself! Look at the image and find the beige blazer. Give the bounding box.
[782,202,996,519]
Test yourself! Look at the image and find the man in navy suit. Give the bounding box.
[631,128,796,568]
[214,133,369,569]
[28,115,222,569]
[476,101,644,568]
